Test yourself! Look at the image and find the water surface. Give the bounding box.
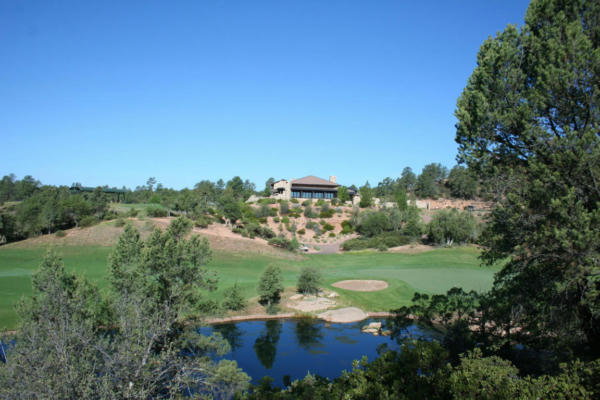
[199,318,435,386]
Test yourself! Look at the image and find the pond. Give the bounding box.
[199,318,437,386]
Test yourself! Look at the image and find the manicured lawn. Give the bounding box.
[110,202,166,216]
[0,245,500,330]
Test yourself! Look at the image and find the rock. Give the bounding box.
[361,322,383,335]
[327,292,339,298]
[381,330,392,336]
[290,294,304,300]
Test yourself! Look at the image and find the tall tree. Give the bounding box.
[447,166,478,199]
[455,0,600,354]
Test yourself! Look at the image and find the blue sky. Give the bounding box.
[1,0,529,190]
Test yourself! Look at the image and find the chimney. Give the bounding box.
[329,176,337,184]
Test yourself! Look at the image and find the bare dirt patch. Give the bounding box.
[388,244,434,254]
[332,280,389,292]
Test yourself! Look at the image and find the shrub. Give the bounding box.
[194,215,211,228]
[331,198,338,206]
[55,230,66,238]
[222,283,246,311]
[319,203,335,218]
[304,205,317,218]
[114,218,126,227]
[315,199,325,207]
[281,216,290,224]
[146,206,168,217]
[341,232,410,251]
[273,217,280,223]
[258,198,277,204]
[322,223,334,232]
[258,264,284,306]
[269,207,278,217]
[143,220,155,231]
[297,267,321,295]
[127,207,139,217]
[302,200,311,207]
[297,228,306,235]
[279,201,289,215]
[328,232,335,237]
[357,211,390,237]
[427,209,477,246]
[290,198,299,204]
[79,216,98,228]
[255,204,271,218]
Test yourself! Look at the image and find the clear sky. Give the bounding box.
[1,0,530,190]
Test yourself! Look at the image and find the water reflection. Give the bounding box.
[213,323,244,351]
[294,319,324,350]
[253,320,282,369]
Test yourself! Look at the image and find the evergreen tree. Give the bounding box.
[455,0,600,354]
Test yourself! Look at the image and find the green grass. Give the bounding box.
[110,202,166,216]
[0,245,500,330]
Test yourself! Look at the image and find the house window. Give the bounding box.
[325,192,334,199]
[292,191,300,198]
[314,192,323,199]
[302,192,312,198]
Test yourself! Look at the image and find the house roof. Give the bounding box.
[291,175,339,187]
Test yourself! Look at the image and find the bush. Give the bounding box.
[356,211,390,237]
[297,267,321,295]
[268,236,298,252]
[331,198,338,206]
[146,206,168,217]
[79,216,99,228]
[55,230,66,238]
[279,201,289,215]
[222,283,246,311]
[255,204,271,218]
[297,228,306,235]
[273,217,280,223]
[302,200,311,207]
[304,205,317,218]
[258,198,277,204]
[269,207,278,217]
[258,264,284,306]
[194,215,211,228]
[315,199,325,206]
[290,198,299,204]
[328,232,335,237]
[341,232,411,251]
[319,203,335,218]
[114,218,126,227]
[322,223,334,232]
[427,209,477,246]
[127,208,139,217]
[281,216,290,224]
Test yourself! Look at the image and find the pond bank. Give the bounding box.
[207,309,397,324]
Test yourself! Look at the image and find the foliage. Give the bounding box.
[0,228,250,398]
[223,282,246,311]
[146,205,168,217]
[337,186,350,202]
[279,200,289,215]
[359,182,373,208]
[296,267,321,295]
[427,209,478,246]
[447,165,478,199]
[257,264,284,306]
[356,210,390,237]
[416,163,448,198]
[78,215,99,228]
[342,232,411,251]
[455,0,600,355]
[303,205,317,218]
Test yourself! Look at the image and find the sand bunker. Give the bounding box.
[288,296,336,312]
[318,307,368,323]
[331,280,389,292]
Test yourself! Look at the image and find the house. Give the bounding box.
[271,175,342,200]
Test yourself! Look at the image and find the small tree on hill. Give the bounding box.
[258,264,284,306]
[223,282,246,311]
[297,267,321,295]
